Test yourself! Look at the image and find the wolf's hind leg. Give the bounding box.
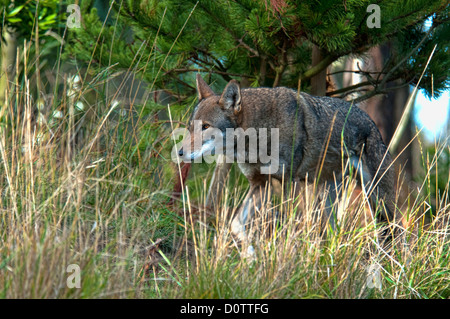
[323,178,342,232]
[323,157,375,232]
[350,155,399,245]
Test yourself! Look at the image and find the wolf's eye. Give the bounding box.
[202,124,210,131]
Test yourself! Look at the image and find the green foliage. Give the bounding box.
[0,1,71,111]
[0,0,65,38]
[65,0,449,103]
[394,8,450,97]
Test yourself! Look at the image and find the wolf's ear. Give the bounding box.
[219,80,241,113]
[196,74,215,101]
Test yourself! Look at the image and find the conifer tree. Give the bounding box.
[67,0,449,101]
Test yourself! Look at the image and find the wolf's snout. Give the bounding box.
[178,148,184,157]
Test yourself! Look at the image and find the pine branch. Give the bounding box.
[328,70,384,76]
[165,68,250,79]
[327,80,374,97]
[329,23,438,102]
[273,39,288,87]
[378,25,435,89]
[300,54,337,81]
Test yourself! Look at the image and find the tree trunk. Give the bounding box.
[0,27,18,108]
[310,45,327,96]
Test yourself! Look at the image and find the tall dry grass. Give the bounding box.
[0,13,448,299]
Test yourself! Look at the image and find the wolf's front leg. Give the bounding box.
[231,183,269,260]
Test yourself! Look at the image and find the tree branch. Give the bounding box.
[327,80,374,96]
[300,54,337,81]
[273,39,288,87]
[378,25,435,90]
[165,68,250,79]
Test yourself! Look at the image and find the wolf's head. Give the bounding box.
[177,75,242,162]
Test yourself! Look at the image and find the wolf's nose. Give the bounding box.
[178,148,184,157]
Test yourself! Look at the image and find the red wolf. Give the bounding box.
[178,75,395,258]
